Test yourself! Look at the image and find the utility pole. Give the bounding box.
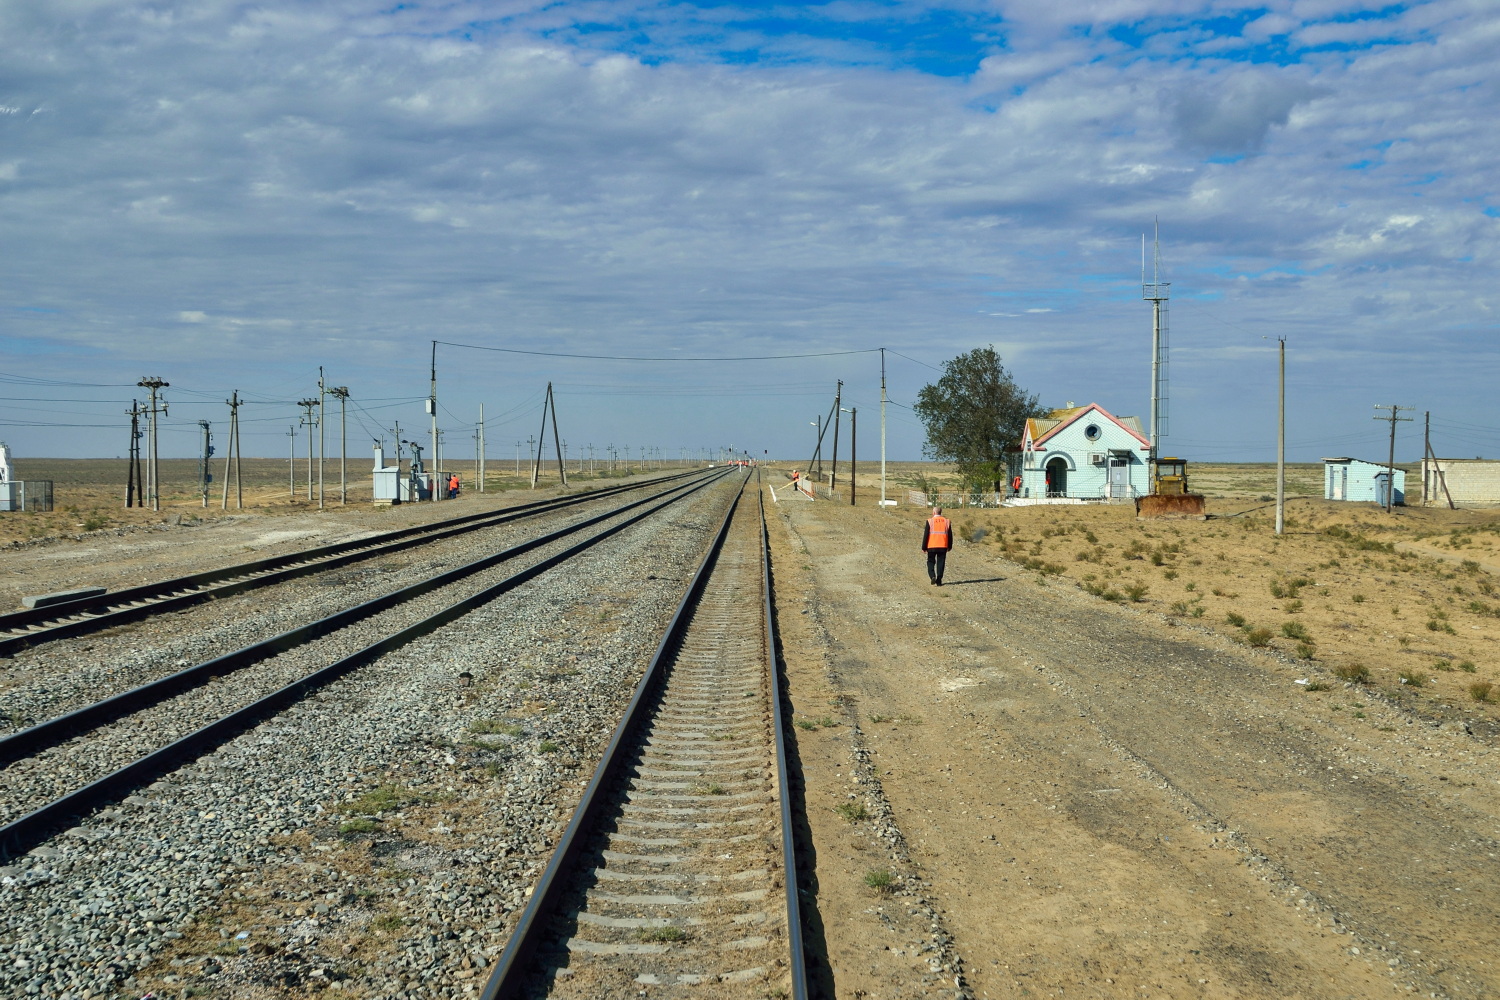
[428,340,439,502]
[137,377,169,512]
[1423,411,1430,507]
[843,406,857,505]
[222,391,243,510]
[830,380,843,492]
[298,398,319,500]
[287,425,297,497]
[317,367,326,509]
[1142,223,1170,490]
[197,419,213,507]
[1276,338,1285,536]
[1373,404,1414,513]
[125,400,141,508]
[328,387,349,504]
[551,386,567,487]
[515,440,521,477]
[880,348,888,506]
[478,403,485,493]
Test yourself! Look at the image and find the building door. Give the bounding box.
[1108,458,1128,498]
[1046,457,1067,497]
[1332,467,1346,501]
[1375,473,1390,507]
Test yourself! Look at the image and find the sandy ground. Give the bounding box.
[768,489,1500,1000]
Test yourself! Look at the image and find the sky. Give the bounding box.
[1,0,1496,466]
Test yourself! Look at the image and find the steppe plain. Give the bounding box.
[2,459,1497,999]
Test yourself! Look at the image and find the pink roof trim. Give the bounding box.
[1030,403,1150,450]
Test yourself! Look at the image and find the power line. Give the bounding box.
[435,340,881,362]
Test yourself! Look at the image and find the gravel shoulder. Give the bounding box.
[772,493,1500,1000]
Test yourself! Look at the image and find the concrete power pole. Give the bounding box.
[298,398,319,500]
[222,390,243,510]
[137,377,169,512]
[198,419,213,507]
[125,400,141,508]
[478,403,485,493]
[287,425,297,497]
[328,386,349,504]
[1142,224,1170,490]
[1276,339,1286,536]
[317,367,326,509]
[428,340,439,502]
[880,348,888,505]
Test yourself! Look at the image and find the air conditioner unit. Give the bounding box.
[1088,452,1105,465]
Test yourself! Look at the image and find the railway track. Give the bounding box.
[0,467,736,861]
[0,468,707,657]
[481,471,808,999]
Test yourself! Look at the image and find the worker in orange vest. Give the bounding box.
[791,469,801,491]
[921,506,953,586]
[447,473,460,499]
[1011,474,1022,495]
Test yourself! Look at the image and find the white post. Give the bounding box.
[880,348,888,505]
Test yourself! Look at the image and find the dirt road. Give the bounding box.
[770,494,1500,1000]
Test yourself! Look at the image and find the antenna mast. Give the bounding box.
[1142,221,1171,488]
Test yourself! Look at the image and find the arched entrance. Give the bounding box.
[1046,457,1068,497]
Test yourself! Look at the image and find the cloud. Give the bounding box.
[1173,71,1323,155]
[0,1,1495,463]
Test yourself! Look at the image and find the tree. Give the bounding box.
[913,346,1043,492]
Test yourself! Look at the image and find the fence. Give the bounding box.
[907,490,1005,508]
[0,480,55,512]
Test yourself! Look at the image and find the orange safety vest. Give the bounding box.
[927,515,951,549]
[449,476,459,489]
[1011,475,1021,491]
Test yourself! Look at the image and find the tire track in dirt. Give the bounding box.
[774,497,1500,1000]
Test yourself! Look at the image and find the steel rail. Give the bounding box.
[0,468,735,862]
[478,466,807,998]
[759,468,812,1000]
[0,469,730,769]
[0,469,707,657]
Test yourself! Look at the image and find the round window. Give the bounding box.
[1084,423,1102,441]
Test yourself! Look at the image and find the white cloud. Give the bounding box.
[0,1,1495,462]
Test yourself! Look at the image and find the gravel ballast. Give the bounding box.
[0,474,743,1000]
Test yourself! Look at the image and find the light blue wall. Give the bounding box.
[1020,411,1150,498]
[1324,460,1406,504]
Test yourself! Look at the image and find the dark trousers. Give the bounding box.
[926,549,947,582]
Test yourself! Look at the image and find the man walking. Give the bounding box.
[921,506,953,586]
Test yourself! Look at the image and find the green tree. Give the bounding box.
[913,346,1043,492]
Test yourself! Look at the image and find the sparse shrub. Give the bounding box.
[1296,643,1317,660]
[1281,621,1310,641]
[863,869,896,893]
[1468,681,1495,703]
[835,801,868,822]
[1190,605,1205,618]
[539,740,559,753]
[1284,599,1303,614]
[1432,659,1454,672]
[795,719,816,730]
[372,912,405,931]
[868,713,891,723]
[1226,612,1246,628]
[639,925,686,943]
[1332,662,1370,684]
[1245,628,1273,648]
[1352,593,1366,603]
[1458,661,1477,673]
[1085,531,1098,544]
[1183,582,1196,592]
[340,817,380,835]
[1304,680,1329,691]
[1123,581,1150,602]
[1163,569,1178,580]
[816,716,839,728]
[1399,669,1429,688]
[1170,601,1189,615]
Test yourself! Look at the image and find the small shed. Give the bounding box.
[1323,458,1405,506]
[1421,458,1500,507]
[1015,404,1151,501]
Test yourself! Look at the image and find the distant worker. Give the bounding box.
[791,470,801,492]
[1011,474,1022,495]
[447,473,460,499]
[921,506,953,586]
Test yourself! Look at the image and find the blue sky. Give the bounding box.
[1,0,1496,464]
